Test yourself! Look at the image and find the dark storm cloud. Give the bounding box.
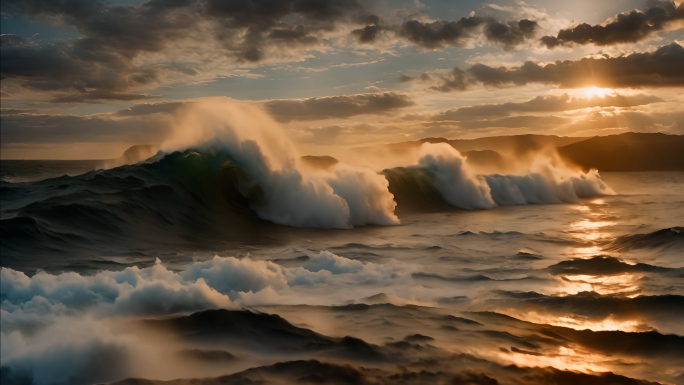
[204,0,366,62]
[386,17,537,50]
[434,94,663,121]
[484,19,538,50]
[398,73,431,83]
[204,0,363,24]
[0,0,196,98]
[50,91,158,103]
[114,102,188,117]
[264,92,415,122]
[542,0,684,48]
[1,39,162,94]
[0,108,35,115]
[351,15,384,43]
[430,42,684,91]
[349,11,538,50]
[351,25,382,43]
[399,18,486,48]
[0,0,369,98]
[1,0,544,102]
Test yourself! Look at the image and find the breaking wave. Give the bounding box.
[1,100,615,260]
[386,143,613,212]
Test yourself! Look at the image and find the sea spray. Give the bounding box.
[160,98,399,228]
[411,143,614,210]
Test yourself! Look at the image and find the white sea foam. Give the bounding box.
[160,98,399,229]
[417,143,614,209]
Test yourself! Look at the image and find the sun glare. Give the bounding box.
[582,87,613,98]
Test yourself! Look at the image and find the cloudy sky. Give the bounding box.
[1,0,683,159]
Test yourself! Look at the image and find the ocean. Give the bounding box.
[1,153,683,385]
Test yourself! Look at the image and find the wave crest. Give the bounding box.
[389,143,614,211]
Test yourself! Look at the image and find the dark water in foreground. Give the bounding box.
[1,157,683,385]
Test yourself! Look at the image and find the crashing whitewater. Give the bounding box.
[136,99,615,228]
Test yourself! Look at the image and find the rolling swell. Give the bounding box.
[607,227,684,251]
[0,150,267,271]
[383,143,614,213]
[2,144,617,269]
[382,167,452,213]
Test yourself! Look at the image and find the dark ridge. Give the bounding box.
[331,304,373,311]
[0,216,86,253]
[106,380,158,385]
[547,255,673,276]
[255,360,368,385]
[153,360,373,385]
[334,336,387,362]
[105,359,663,385]
[118,144,160,165]
[441,315,483,325]
[471,311,684,358]
[361,293,393,303]
[300,155,339,169]
[386,370,501,385]
[462,149,506,170]
[386,340,422,350]
[403,334,435,342]
[331,302,428,314]
[142,309,387,361]
[380,134,586,156]
[413,272,495,282]
[503,366,661,385]
[414,272,535,282]
[547,328,684,358]
[436,296,470,305]
[558,133,684,171]
[330,242,376,249]
[177,349,236,362]
[478,330,540,350]
[368,132,683,172]
[479,230,523,236]
[607,227,684,251]
[495,291,684,320]
[142,308,332,351]
[513,251,544,260]
[330,243,409,251]
[509,347,542,356]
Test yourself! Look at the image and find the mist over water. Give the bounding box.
[90,99,615,228]
[1,100,682,385]
[159,99,399,229]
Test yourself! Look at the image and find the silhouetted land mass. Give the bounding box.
[557,133,684,171]
[374,132,684,172]
[383,134,586,155]
[300,155,339,169]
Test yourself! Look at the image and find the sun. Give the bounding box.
[582,86,613,98]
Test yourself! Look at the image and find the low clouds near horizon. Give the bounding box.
[1,0,683,158]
